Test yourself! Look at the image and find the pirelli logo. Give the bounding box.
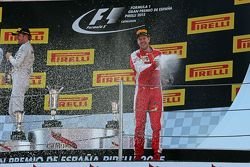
[29,72,46,88]
[0,72,46,88]
[162,89,185,107]
[233,34,250,53]
[152,42,187,59]
[44,94,92,111]
[186,61,233,81]
[234,0,250,5]
[231,84,241,101]
[47,49,94,65]
[0,28,49,44]
[0,7,2,23]
[93,69,135,86]
[187,13,234,34]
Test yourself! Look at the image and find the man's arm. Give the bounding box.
[8,45,28,68]
[130,51,157,74]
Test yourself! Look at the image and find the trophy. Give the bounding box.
[4,70,12,84]
[105,101,119,129]
[10,112,26,140]
[42,86,64,128]
[4,59,12,84]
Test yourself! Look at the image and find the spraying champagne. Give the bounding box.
[159,54,180,86]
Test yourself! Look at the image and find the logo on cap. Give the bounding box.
[136,29,149,38]
[12,27,31,36]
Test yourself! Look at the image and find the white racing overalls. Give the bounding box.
[8,41,34,119]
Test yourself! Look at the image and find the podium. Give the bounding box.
[0,140,31,152]
[28,128,119,150]
[10,131,26,140]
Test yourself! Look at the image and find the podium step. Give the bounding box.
[28,127,126,150]
[0,140,31,152]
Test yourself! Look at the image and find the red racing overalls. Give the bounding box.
[130,48,162,160]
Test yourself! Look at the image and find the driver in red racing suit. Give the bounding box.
[130,29,163,161]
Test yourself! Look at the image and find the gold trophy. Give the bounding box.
[10,111,26,140]
[42,86,64,128]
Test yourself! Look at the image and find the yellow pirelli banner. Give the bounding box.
[152,42,187,59]
[93,69,135,86]
[44,94,92,111]
[231,84,241,101]
[234,0,250,5]
[0,7,2,23]
[47,49,94,65]
[162,89,185,107]
[0,28,49,44]
[233,34,250,53]
[0,72,46,88]
[185,61,233,81]
[187,13,234,34]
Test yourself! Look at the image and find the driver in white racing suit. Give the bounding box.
[5,28,34,132]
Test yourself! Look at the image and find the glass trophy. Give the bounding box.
[42,86,64,128]
[105,101,119,129]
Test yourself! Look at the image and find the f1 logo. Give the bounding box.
[72,7,144,34]
[89,7,125,25]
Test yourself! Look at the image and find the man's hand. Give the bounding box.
[5,52,12,60]
[154,56,160,67]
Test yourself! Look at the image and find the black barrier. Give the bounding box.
[1,149,250,163]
